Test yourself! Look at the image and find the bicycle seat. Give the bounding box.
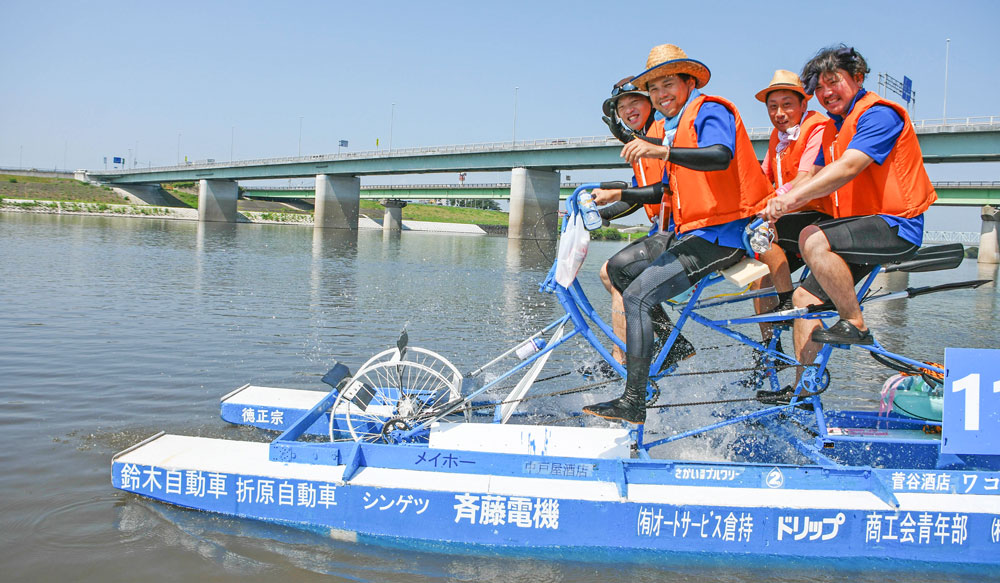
[882,243,965,274]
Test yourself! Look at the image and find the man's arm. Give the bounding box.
[762,149,873,222]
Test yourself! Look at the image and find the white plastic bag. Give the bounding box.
[555,212,590,287]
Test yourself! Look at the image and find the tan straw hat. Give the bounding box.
[755,69,810,103]
[631,44,711,91]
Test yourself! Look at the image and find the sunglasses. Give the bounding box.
[611,81,640,96]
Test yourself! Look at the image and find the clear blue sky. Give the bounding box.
[2,0,997,199]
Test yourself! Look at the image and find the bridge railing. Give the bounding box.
[923,231,982,245]
[91,136,623,176]
[88,115,1000,177]
[930,181,1000,188]
[910,116,1000,131]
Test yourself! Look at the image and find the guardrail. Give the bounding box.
[931,181,1000,188]
[924,231,982,244]
[90,136,622,176]
[247,182,589,192]
[85,115,1000,177]
[910,116,1000,131]
[246,181,995,193]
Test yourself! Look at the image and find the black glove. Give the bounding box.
[603,114,634,144]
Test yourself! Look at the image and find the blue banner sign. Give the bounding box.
[902,76,913,104]
[942,348,1000,454]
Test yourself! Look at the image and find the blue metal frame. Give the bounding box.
[270,183,971,469]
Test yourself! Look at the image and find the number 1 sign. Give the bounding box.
[942,348,1000,455]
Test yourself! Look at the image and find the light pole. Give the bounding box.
[298,116,303,157]
[943,38,950,121]
[513,86,519,144]
[230,126,235,162]
[389,103,395,152]
[176,133,181,165]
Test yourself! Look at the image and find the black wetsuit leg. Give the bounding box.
[606,231,674,294]
[622,236,745,361]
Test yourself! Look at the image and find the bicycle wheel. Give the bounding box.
[329,349,463,443]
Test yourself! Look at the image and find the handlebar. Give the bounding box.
[566,183,602,219]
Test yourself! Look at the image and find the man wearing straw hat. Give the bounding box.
[749,71,831,344]
[585,44,773,424]
[584,77,695,377]
[761,45,936,365]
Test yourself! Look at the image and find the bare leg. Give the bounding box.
[792,286,824,380]
[601,261,626,363]
[799,226,865,329]
[752,245,794,343]
[794,226,868,380]
[757,245,793,294]
[751,274,776,342]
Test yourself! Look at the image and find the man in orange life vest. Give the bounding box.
[585,44,772,424]
[585,77,695,375]
[762,46,936,369]
[751,71,831,345]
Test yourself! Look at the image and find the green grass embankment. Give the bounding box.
[358,200,509,226]
[0,174,128,204]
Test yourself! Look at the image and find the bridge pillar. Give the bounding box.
[979,205,1000,264]
[314,174,360,229]
[198,179,239,223]
[509,167,559,240]
[381,198,407,231]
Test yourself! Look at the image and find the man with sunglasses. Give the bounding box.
[584,44,772,424]
[584,78,695,376]
[761,45,936,370]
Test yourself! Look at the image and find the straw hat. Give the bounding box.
[631,44,711,91]
[755,69,810,103]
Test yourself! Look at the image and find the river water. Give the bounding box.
[1,212,998,582]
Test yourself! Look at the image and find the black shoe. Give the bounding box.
[582,396,646,424]
[660,334,697,371]
[763,295,798,321]
[756,385,795,405]
[811,320,874,345]
[652,308,696,372]
[774,295,796,313]
[756,385,814,411]
[582,355,649,424]
[577,360,621,380]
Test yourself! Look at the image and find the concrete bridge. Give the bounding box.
[242,181,1000,205]
[79,117,1000,259]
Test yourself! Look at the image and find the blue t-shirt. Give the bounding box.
[815,89,923,246]
[666,101,747,249]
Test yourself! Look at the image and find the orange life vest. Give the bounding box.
[822,91,937,218]
[766,110,834,215]
[666,95,774,233]
[633,119,665,223]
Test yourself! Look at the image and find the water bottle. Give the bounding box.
[578,191,603,231]
[514,337,546,360]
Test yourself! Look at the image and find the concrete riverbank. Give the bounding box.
[0,198,492,234]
